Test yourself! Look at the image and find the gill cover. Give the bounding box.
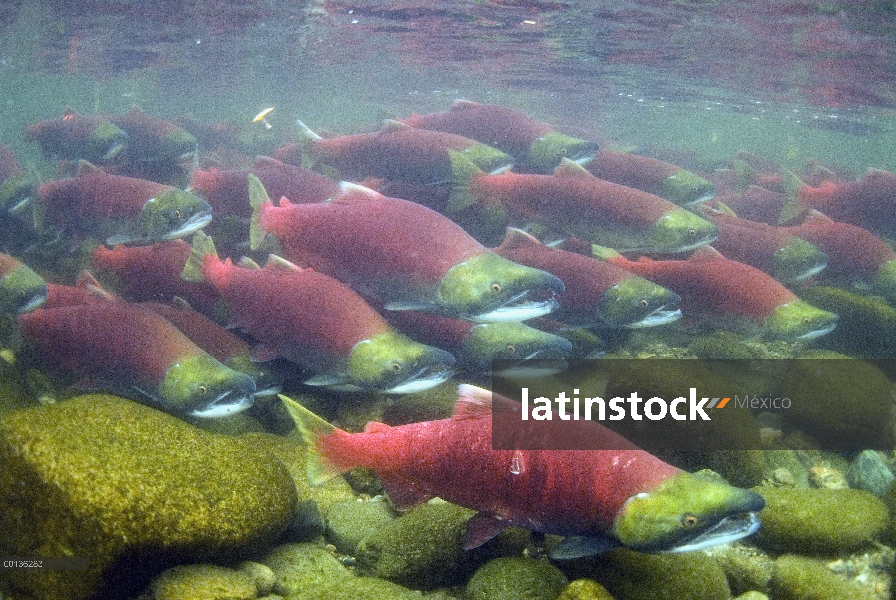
[139,189,213,242]
[156,352,256,417]
[345,330,456,394]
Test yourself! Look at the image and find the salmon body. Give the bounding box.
[399,99,598,172]
[249,178,564,322]
[495,228,681,328]
[595,246,838,341]
[451,156,718,254]
[18,300,256,417]
[26,110,127,163]
[183,232,455,393]
[283,385,765,558]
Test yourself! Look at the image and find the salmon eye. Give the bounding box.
[688,228,697,236]
[640,299,649,307]
[505,344,516,354]
[198,385,207,394]
[491,283,502,293]
[392,362,402,372]
[682,514,699,527]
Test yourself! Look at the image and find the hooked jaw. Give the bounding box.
[762,300,838,341]
[596,277,682,329]
[346,331,456,394]
[157,352,257,417]
[648,209,718,254]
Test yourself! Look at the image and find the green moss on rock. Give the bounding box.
[466,557,568,600]
[557,578,616,600]
[149,564,258,600]
[752,486,888,553]
[770,554,877,600]
[356,499,477,589]
[0,395,298,600]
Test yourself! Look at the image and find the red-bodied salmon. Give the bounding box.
[182,231,455,393]
[25,109,128,164]
[398,100,598,172]
[450,154,718,254]
[281,385,765,558]
[585,149,716,206]
[699,204,828,284]
[592,245,838,341]
[781,169,896,235]
[495,228,681,328]
[294,119,513,185]
[0,253,47,314]
[91,241,223,316]
[35,165,212,245]
[249,176,564,322]
[18,299,256,417]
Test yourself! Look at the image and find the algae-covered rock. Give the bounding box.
[775,357,893,449]
[356,499,478,589]
[584,548,731,600]
[262,542,431,600]
[557,578,616,600]
[770,554,877,600]
[466,557,568,600]
[149,564,258,600]
[326,496,397,555]
[705,543,774,596]
[0,395,298,600]
[752,486,888,554]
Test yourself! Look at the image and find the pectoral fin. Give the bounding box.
[548,535,620,560]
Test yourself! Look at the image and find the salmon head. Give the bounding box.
[761,300,838,341]
[85,121,128,162]
[525,133,599,172]
[768,237,828,284]
[423,252,565,322]
[660,170,717,206]
[156,352,257,417]
[132,189,213,245]
[460,321,573,373]
[595,277,682,329]
[611,471,765,553]
[344,331,456,394]
[644,208,719,254]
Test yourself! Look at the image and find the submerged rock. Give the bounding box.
[148,564,258,600]
[771,555,877,600]
[0,394,297,600]
[753,486,888,554]
[466,556,568,600]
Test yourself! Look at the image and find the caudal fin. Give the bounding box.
[248,174,273,252]
[778,170,806,225]
[447,150,486,213]
[279,393,346,486]
[181,230,217,283]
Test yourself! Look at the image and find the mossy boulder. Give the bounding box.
[263,542,430,600]
[326,496,397,554]
[752,486,888,554]
[774,357,893,449]
[770,555,877,600]
[0,395,298,600]
[356,499,478,589]
[582,548,731,600]
[148,564,258,600]
[466,557,568,600]
[557,578,616,600]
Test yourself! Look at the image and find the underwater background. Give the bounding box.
[2,1,896,599]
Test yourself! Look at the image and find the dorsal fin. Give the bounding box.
[497,227,543,252]
[797,209,834,226]
[364,422,392,433]
[711,201,737,217]
[75,270,116,301]
[450,99,481,111]
[380,119,410,133]
[171,296,192,309]
[553,157,592,178]
[453,384,493,419]
[62,105,78,117]
[264,254,302,271]
[237,256,262,269]
[689,246,725,261]
[76,160,103,175]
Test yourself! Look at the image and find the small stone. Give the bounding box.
[238,561,277,596]
[847,450,895,497]
[326,496,397,554]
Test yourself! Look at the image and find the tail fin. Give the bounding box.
[181,230,217,283]
[248,174,273,252]
[294,120,321,170]
[778,170,806,225]
[447,150,486,213]
[279,393,345,486]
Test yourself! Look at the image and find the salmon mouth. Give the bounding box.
[625,307,683,329]
[662,511,762,553]
[793,320,838,341]
[385,364,455,394]
[473,292,559,323]
[163,210,213,240]
[189,389,255,418]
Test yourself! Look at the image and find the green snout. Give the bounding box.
[0,264,47,314]
[140,189,213,241]
[595,277,681,328]
[157,352,256,416]
[347,331,455,393]
[525,132,599,172]
[647,209,718,254]
[762,300,838,341]
[460,321,573,372]
[660,170,717,206]
[769,237,828,284]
